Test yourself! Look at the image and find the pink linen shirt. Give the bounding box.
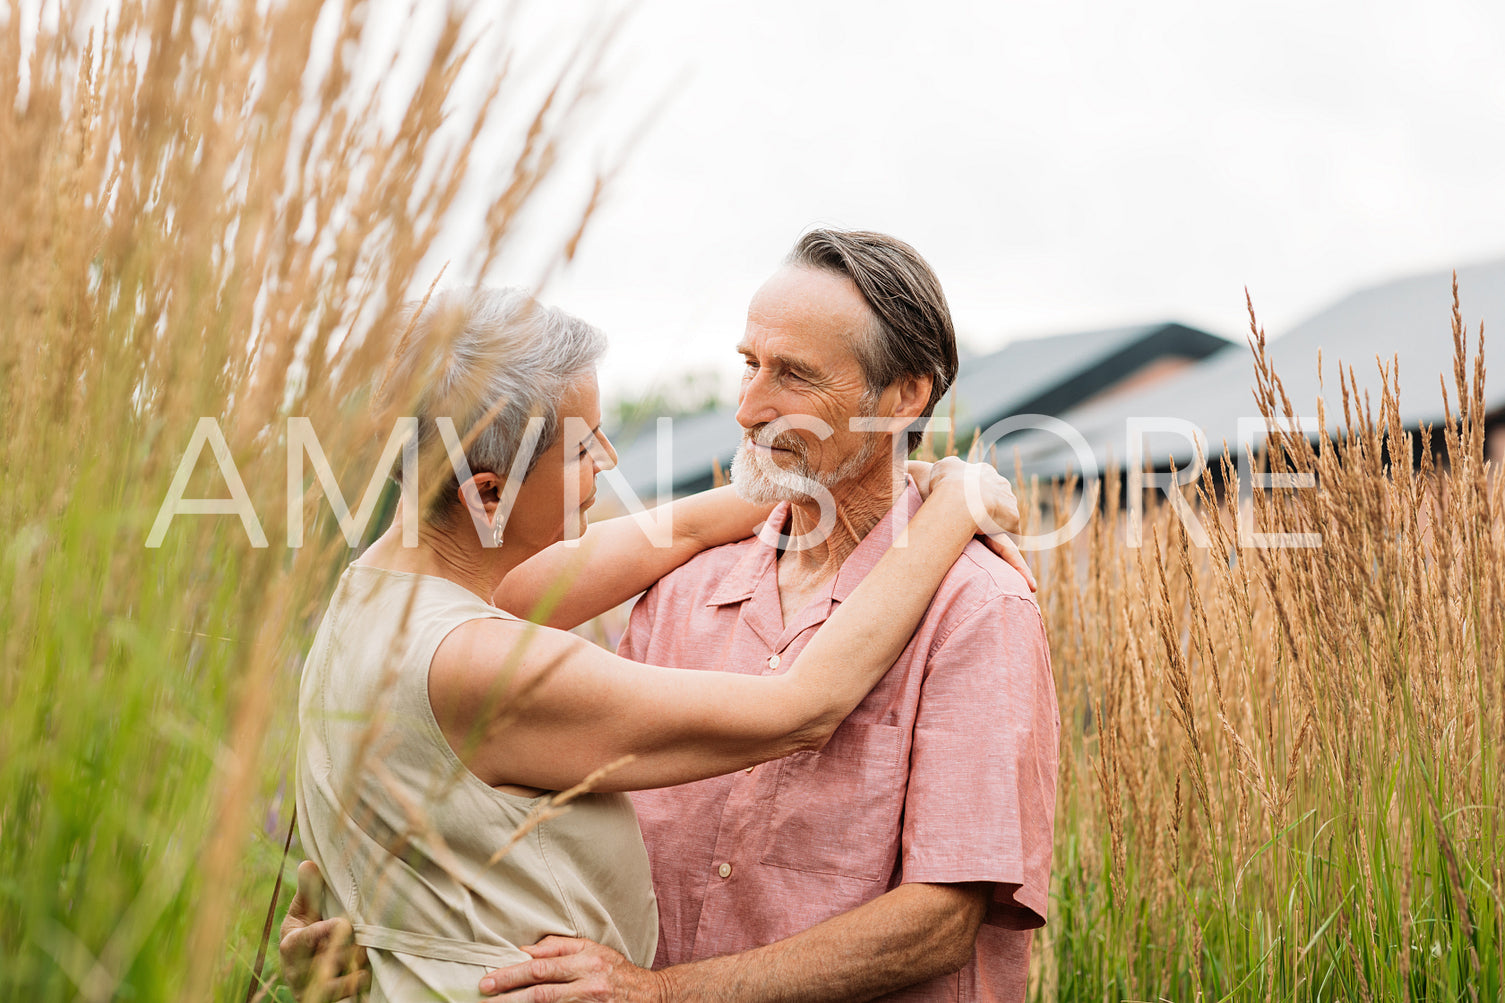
[622,485,1060,1003]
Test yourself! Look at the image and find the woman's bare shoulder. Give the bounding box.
[433,613,577,671]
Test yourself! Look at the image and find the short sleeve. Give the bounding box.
[615,583,660,663]
[899,594,1060,929]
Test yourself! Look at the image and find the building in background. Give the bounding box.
[940,322,1232,447]
[1011,258,1505,480]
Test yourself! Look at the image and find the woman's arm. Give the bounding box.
[496,466,1032,629]
[431,460,1003,792]
[491,487,773,629]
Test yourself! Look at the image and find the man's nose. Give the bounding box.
[735,369,779,430]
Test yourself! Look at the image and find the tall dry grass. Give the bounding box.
[0,1,606,998]
[5,1,1500,999]
[1026,289,1504,1000]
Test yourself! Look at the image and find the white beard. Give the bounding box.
[729,425,879,504]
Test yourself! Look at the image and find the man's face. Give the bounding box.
[730,266,884,503]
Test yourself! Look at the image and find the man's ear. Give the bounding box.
[885,373,934,423]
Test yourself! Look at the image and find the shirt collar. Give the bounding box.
[705,502,789,607]
[830,481,924,603]
[703,481,924,609]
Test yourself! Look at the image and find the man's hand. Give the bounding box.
[910,458,1036,591]
[478,936,666,1002]
[278,860,370,1003]
[483,882,988,1003]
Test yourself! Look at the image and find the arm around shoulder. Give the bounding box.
[493,487,770,629]
[435,478,1007,795]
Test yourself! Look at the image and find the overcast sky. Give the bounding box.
[464,0,1505,405]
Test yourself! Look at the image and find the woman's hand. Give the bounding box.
[907,459,1021,533]
[910,458,1036,591]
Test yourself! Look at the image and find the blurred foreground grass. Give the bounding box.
[0,0,603,997]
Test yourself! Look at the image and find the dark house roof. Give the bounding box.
[1012,257,1505,478]
[607,321,1231,500]
[606,406,744,502]
[940,322,1232,440]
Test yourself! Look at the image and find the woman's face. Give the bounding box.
[503,373,616,552]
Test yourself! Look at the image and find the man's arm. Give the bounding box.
[278,861,369,1002]
[479,881,991,1002]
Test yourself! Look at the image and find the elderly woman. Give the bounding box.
[295,287,1024,1001]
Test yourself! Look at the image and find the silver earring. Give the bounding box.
[491,514,505,548]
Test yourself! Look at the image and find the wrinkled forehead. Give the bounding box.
[741,266,872,365]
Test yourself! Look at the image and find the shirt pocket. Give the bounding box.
[758,721,906,882]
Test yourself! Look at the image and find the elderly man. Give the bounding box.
[283,229,1059,1001]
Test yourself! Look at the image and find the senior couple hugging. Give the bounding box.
[283,228,1059,1002]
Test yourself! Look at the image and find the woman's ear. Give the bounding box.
[458,471,503,517]
[456,471,510,549]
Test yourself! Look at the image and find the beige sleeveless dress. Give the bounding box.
[296,564,658,1002]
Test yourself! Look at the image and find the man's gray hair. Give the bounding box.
[785,229,957,452]
[380,286,606,519]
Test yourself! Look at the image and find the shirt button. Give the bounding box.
[718,863,732,878]
[767,653,780,669]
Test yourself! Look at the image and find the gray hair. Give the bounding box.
[786,229,957,452]
[380,286,607,519]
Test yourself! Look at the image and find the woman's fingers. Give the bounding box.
[969,466,1033,589]
[283,917,365,1003]
[905,459,934,497]
[283,861,326,937]
[973,464,1022,534]
[982,532,1037,591]
[926,457,1024,535]
[280,862,337,998]
[919,457,1035,589]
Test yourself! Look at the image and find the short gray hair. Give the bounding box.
[379,286,606,519]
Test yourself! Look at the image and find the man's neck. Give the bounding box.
[779,462,908,589]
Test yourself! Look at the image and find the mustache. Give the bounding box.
[743,423,808,457]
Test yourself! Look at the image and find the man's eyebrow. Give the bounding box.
[736,346,821,377]
[775,354,820,378]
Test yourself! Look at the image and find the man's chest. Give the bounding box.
[631,598,928,885]
[635,598,925,723]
